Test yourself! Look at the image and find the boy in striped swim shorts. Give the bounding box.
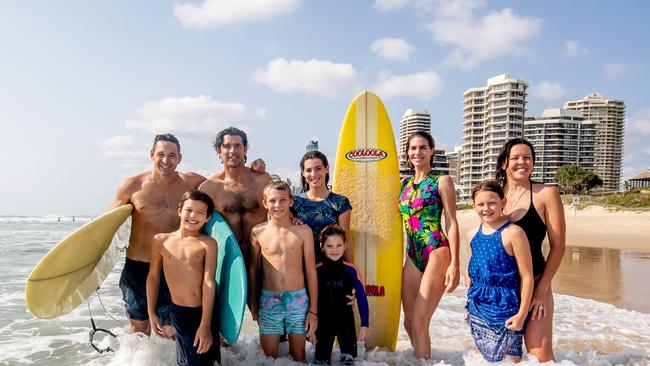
[249,180,319,362]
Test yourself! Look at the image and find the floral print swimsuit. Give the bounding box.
[398,170,449,272]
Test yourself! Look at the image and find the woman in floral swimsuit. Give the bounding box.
[398,131,460,359]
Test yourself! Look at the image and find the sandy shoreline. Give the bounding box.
[457,204,650,252]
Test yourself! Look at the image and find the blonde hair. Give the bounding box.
[263,179,292,200]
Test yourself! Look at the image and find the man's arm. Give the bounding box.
[107,176,138,210]
[195,236,218,354]
[146,235,164,337]
[301,226,318,339]
[248,228,262,321]
[182,172,207,189]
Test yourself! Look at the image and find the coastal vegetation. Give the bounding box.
[555,164,603,194]
[562,189,650,210]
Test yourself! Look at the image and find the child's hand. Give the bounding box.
[504,314,525,331]
[149,315,164,337]
[346,288,356,306]
[305,312,318,338]
[193,325,213,354]
[358,326,369,342]
[291,216,304,226]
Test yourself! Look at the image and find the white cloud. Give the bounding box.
[125,95,261,138]
[370,37,417,62]
[424,2,542,69]
[174,0,302,28]
[373,0,412,11]
[628,108,650,135]
[529,81,566,101]
[565,40,588,57]
[253,58,360,98]
[100,135,149,170]
[603,63,631,79]
[373,70,444,100]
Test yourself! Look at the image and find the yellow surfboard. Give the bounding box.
[26,204,133,319]
[333,91,403,351]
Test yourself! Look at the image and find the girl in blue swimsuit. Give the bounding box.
[465,180,533,362]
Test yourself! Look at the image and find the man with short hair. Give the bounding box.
[109,133,206,337]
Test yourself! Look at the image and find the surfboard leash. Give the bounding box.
[87,299,117,354]
[95,288,126,325]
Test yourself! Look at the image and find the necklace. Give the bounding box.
[507,186,528,211]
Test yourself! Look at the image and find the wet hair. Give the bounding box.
[178,189,215,217]
[494,138,536,187]
[299,151,330,193]
[263,179,292,200]
[152,133,180,153]
[213,127,248,163]
[405,131,436,169]
[320,225,347,246]
[471,180,505,201]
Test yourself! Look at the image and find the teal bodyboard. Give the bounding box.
[203,212,247,344]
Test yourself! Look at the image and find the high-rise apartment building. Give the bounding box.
[398,108,431,173]
[306,139,319,152]
[524,109,597,183]
[460,74,528,200]
[564,93,625,191]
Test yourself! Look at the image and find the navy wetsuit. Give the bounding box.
[315,257,369,364]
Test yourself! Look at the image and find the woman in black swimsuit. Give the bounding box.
[495,138,566,362]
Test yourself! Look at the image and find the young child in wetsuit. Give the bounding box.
[465,180,533,362]
[315,225,369,364]
[147,189,220,365]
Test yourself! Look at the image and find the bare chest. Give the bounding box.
[260,232,303,258]
[217,183,263,216]
[163,240,206,267]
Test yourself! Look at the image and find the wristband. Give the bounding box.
[308,310,317,316]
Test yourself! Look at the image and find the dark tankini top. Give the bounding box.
[512,184,547,277]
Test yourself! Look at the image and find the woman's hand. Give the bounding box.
[528,284,549,320]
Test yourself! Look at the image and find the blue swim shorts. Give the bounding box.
[258,288,309,335]
[466,313,523,362]
[119,258,171,323]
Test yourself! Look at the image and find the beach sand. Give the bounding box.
[457,204,650,252]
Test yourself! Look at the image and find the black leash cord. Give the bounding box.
[87,299,117,354]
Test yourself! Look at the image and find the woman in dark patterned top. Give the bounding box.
[292,151,352,263]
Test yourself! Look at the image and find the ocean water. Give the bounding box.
[1,219,649,366]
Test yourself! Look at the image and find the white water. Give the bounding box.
[1,221,648,365]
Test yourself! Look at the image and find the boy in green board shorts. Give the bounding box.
[249,180,318,362]
[147,190,220,365]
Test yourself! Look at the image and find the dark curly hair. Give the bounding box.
[213,127,248,163]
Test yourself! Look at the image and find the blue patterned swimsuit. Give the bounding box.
[292,192,352,262]
[466,221,524,362]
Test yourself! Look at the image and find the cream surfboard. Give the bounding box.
[26,204,133,319]
[333,91,403,351]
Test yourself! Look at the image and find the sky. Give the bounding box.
[1,0,649,216]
